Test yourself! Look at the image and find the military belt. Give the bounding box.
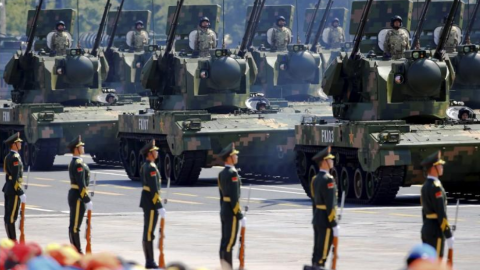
[143,186,151,192]
[316,205,327,210]
[71,184,79,189]
[426,213,438,219]
[223,197,231,202]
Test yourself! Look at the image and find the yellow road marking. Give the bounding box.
[351,210,378,214]
[61,180,70,183]
[26,183,51,187]
[0,203,40,208]
[173,192,198,197]
[34,177,55,181]
[206,196,219,200]
[168,199,203,205]
[113,186,136,190]
[389,213,420,218]
[94,191,124,196]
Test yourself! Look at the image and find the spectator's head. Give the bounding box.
[406,243,437,266]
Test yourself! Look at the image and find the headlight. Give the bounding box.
[378,131,400,144]
[182,119,202,131]
[394,74,404,84]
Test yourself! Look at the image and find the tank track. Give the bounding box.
[169,151,205,185]
[295,145,405,205]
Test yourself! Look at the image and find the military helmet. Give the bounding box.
[312,146,335,163]
[332,18,340,23]
[256,100,267,110]
[67,135,85,153]
[140,140,159,156]
[420,151,445,168]
[56,21,65,27]
[390,15,402,28]
[4,132,22,147]
[276,16,286,25]
[219,143,239,161]
[135,20,144,26]
[199,16,210,26]
[458,108,472,119]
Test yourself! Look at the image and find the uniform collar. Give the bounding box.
[10,150,18,154]
[427,175,440,182]
[225,164,236,170]
[320,169,330,174]
[72,155,82,159]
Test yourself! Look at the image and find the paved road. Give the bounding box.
[0,155,479,269]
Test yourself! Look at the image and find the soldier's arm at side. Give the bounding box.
[11,156,24,196]
[341,28,345,43]
[229,171,243,220]
[432,186,452,238]
[405,32,410,50]
[147,166,163,209]
[217,176,223,206]
[75,163,91,203]
[325,176,338,227]
[383,32,391,55]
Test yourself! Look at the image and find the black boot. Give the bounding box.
[69,232,83,254]
[5,223,17,242]
[143,241,158,269]
[220,251,233,270]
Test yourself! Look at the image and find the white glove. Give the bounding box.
[446,237,454,249]
[332,226,340,237]
[240,217,247,227]
[85,201,93,211]
[159,208,166,218]
[19,194,27,203]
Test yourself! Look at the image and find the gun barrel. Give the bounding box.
[246,0,266,50]
[305,0,322,45]
[164,0,185,56]
[464,0,480,44]
[311,0,333,50]
[25,0,43,55]
[239,0,261,55]
[411,0,432,49]
[91,0,112,57]
[434,0,460,60]
[106,0,125,51]
[350,0,374,59]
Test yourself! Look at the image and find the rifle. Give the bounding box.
[245,0,267,51]
[159,167,171,269]
[19,166,30,244]
[310,0,333,51]
[411,0,432,49]
[104,0,124,81]
[239,184,252,270]
[85,173,96,254]
[24,0,43,56]
[331,190,345,270]
[463,0,480,45]
[350,0,373,60]
[238,0,261,57]
[433,0,460,60]
[447,199,460,266]
[305,0,322,45]
[91,0,112,57]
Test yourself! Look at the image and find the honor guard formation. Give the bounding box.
[1,0,480,269]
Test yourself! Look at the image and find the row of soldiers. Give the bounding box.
[2,131,455,269]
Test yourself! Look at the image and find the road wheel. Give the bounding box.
[354,168,366,199]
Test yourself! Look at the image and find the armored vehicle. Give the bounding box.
[295,0,480,204]
[117,2,333,183]
[103,6,157,96]
[246,4,324,101]
[1,2,146,170]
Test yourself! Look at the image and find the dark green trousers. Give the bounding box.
[3,194,20,240]
[143,209,159,242]
[422,220,445,258]
[68,190,86,234]
[312,225,333,266]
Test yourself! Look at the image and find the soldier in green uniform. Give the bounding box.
[129,20,149,52]
[2,133,26,242]
[51,21,71,56]
[193,17,217,58]
[420,151,454,258]
[326,18,345,49]
[269,16,292,51]
[139,140,165,269]
[217,143,246,270]
[310,146,339,267]
[383,16,410,60]
[67,136,92,254]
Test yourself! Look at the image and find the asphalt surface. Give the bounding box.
[0,155,479,269]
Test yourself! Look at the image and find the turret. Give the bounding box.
[322,0,455,123]
[2,4,110,105]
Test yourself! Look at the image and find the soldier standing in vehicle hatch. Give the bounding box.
[269,16,292,51]
[383,16,410,60]
[193,17,216,57]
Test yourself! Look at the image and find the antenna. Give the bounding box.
[76,0,80,48]
[222,0,225,48]
[151,0,155,45]
[295,0,300,44]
